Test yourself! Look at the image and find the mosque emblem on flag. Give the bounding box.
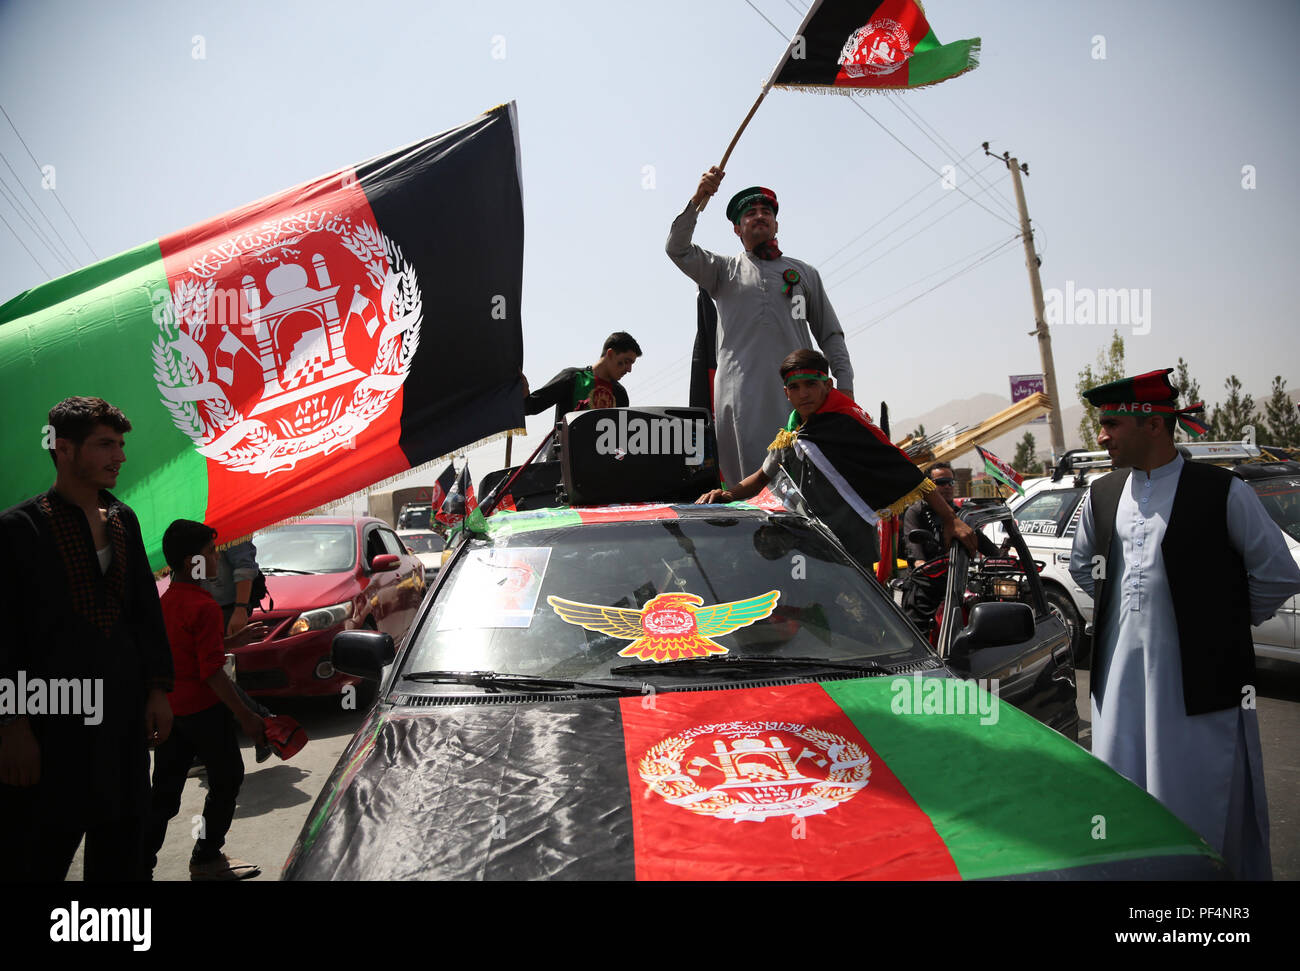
[839,18,913,77]
[639,721,871,822]
[151,207,422,475]
[546,590,780,662]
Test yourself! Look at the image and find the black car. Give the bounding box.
[282,410,1224,880]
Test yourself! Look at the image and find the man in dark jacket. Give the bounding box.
[0,396,174,881]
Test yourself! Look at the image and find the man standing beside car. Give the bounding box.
[1068,368,1300,879]
[0,396,174,880]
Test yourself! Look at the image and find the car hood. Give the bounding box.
[284,677,1225,880]
[263,571,359,612]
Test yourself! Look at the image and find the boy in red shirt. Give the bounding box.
[141,519,266,880]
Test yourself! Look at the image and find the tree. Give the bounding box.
[1172,357,1206,442]
[1075,330,1125,447]
[1012,431,1037,473]
[1263,375,1300,446]
[1209,375,1258,442]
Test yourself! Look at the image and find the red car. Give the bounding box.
[162,517,425,698]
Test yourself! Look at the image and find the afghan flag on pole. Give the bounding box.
[0,104,525,568]
[772,0,980,92]
[436,463,478,527]
[975,444,1025,496]
[427,462,457,512]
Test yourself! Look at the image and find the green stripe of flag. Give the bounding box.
[0,241,210,567]
[907,36,980,88]
[821,677,1216,878]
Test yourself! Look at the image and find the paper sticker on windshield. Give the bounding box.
[547,590,780,662]
[436,547,551,630]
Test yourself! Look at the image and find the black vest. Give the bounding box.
[1089,461,1254,715]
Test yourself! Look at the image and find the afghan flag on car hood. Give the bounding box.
[0,104,525,568]
[772,0,980,92]
[284,678,1221,880]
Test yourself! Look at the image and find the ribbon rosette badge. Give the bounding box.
[782,268,800,296]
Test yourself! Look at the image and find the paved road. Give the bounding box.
[67,658,1298,881]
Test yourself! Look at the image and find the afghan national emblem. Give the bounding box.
[839,18,913,77]
[546,590,780,662]
[640,721,871,821]
[151,208,422,475]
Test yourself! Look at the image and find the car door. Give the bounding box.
[362,523,401,633]
[377,526,421,634]
[937,511,1079,738]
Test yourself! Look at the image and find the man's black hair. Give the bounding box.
[603,332,642,356]
[927,461,955,476]
[163,519,217,577]
[779,348,830,378]
[48,396,131,467]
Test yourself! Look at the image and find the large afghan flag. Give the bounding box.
[772,0,980,92]
[0,104,525,568]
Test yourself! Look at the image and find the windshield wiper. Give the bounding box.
[261,566,314,575]
[402,670,645,696]
[608,655,893,678]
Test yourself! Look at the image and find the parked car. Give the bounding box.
[396,528,445,577]
[284,417,1224,880]
[213,517,425,698]
[990,444,1300,668]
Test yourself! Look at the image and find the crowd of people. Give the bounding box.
[3,168,1298,883]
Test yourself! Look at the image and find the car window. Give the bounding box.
[364,527,388,564]
[1249,476,1300,542]
[403,517,928,682]
[1013,488,1085,538]
[401,532,444,553]
[398,506,431,529]
[254,524,356,574]
[379,529,405,557]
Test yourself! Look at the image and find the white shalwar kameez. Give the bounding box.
[1069,454,1300,879]
[667,201,854,488]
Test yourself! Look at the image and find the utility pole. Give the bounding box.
[984,142,1065,458]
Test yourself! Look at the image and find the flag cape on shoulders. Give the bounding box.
[773,388,933,519]
[0,103,526,568]
[772,0,980,93]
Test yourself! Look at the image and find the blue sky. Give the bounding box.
[2,0,1296,492]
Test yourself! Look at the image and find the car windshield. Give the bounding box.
[398,507,431,529]
[401,532,444,553]
[1249,476,1300,542]
[253,524,356,573]
[402,516,928,682]
[1012,487,1085,538]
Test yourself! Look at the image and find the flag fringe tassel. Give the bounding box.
[879,474,935,520]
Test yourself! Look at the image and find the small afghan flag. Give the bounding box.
[0,104,525,568]
[436,463,478,526]
[427,462,457,512]
[975,444,1024,496]
[772,0,980,93]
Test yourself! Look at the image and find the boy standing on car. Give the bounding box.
[142,519,266,880]
[1068,368,1300,879]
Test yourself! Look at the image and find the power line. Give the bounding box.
[828,165,1012,286]
[0,103,99,263]
[0,147,80,270]
[844,236,1021,339]
[0,173,73,273]
[823,155,1003,282]
[0,208,52,278]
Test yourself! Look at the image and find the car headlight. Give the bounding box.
[290,601,354,635]
[993,579,1019,599]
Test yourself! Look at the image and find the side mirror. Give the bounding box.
[332,629,396,681]
[369,553,400,573]
[950,602,1035,657]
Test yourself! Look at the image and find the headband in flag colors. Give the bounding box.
[0,104,526,568]
[783,370,830,386]
[771,0,980,93]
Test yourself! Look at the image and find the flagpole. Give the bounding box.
[504,430,513,467]
[697,0,825,213]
